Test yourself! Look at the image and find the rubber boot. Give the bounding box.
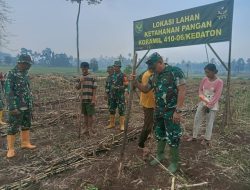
[107,115,115,129]
[168,146,179,173]
[7,135,16,158]
[0,111,7,125]
[120,116,125,131]
[21,130,36,149]
[150,140,166,166]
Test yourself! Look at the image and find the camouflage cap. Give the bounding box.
[17,54,33,64]
[113,60,122,67]
[146,52,162,67]
[107,65,113,71]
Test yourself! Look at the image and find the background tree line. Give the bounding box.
[0,49,250,75]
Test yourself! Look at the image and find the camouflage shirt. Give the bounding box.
[147,66,185,118]
[105,75,113,95]
[110,72,128,96]
[4,67,33,111]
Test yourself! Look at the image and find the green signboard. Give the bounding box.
[134,0,234,51]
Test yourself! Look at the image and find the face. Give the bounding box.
[81,68,89,75]
[205,69,215,79]
[107,68,114,75]
[17,63,31,72]
[114,66,121,73]
[154,61,165,73]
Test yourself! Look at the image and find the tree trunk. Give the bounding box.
[76,1,81,73]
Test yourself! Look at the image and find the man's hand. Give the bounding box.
[129,74,136,81]
[129,74,138,88]
[10,109,20,116]
[173,111,181,124]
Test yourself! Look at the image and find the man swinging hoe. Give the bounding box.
[134,52,186,173]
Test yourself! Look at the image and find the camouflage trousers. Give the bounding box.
[108,94,126,116]
[154,111,182,147]
[0,99,4,111]
[0,93,4,111]
[7,110,32,135]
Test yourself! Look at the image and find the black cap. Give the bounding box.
[80,62,89,69]
[204,63,218,74]
[146,52,162,67]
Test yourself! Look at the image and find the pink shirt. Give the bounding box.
[199,77,224,110]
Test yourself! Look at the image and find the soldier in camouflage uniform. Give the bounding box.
[0,72,7,125]
[5,54,36,158]
[105,65,114,108]
[135,52,186,173]
[107,60,129,131]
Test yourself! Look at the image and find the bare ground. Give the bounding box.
[0,76,249,190]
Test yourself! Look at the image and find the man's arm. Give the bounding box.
[172,67,186,123]
[172,84,186,124]
[5,72,20,114]
[136,81,152,93]
[92,78,97,105]
[176,84,186,109]
[92,88,97,105]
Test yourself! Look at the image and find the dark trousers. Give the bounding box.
[138,107,154,148]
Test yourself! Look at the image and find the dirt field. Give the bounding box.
[0,75,249,190]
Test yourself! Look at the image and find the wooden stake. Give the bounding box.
[118,52,138,178]
[177,182,208,189]
[171,177,175,190]
[78,79,83,139]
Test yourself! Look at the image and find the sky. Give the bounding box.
[1,0,250,62]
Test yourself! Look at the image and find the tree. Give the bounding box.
[67,0,102,73]
[231,59,237,73]
[41,48,53,65]
[20,48,32,56]
[0,0,11,47]
[246,58,250,65]
[32,51,41,64]
[53,53,71,67]
[90,58,98,72]
[236,58,245,73]
[246,58,250,71]
[186,63,190,78]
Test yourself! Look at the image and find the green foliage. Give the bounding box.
[84,184,98,190]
